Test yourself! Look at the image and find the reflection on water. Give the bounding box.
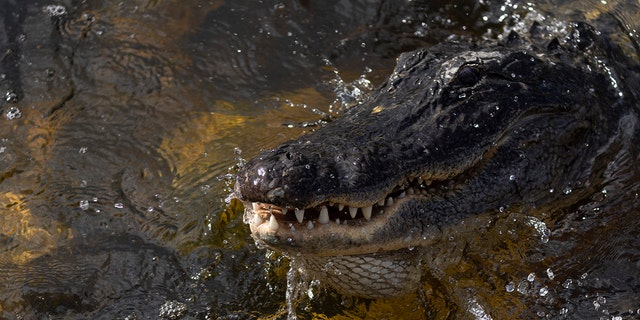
[0,0,638,318]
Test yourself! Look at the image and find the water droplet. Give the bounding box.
[5,106,21,120]
[527,273,535,282]
[563,186,572,194]
[114,202,124,209]
[546,268,555,280]
[539,287,548,296]
[509,174,516,181]
[517,280,529,294]
[79,200,89,210]
[43,4,67,16]
[562,278,573,289]
[505,281,515,292]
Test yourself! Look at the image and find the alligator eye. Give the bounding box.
[455,65,482,87]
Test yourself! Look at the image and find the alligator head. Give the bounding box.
[235,23,633,298]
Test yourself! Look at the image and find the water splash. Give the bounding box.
[525,216,551,243]
[285,259,306,320]
[324,59,375,114]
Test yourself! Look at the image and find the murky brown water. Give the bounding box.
[0,0,639,318]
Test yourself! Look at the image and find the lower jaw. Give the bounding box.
[292,248,423,299]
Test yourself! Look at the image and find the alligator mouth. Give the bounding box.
[249,175,449,224]
[243,174,458,255]
[248,185,417,227]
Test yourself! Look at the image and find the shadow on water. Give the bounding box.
[0,0,638,318]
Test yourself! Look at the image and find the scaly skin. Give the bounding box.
[235,23,640,299]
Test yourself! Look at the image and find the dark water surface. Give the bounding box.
[0,0,639,318]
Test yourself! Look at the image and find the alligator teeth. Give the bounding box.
[319,206,329,224]
[348,206,358,219]
[397,191,406,199]
[307,220,314,230]
[268,215,279,231]
[377,199,385,206]
[338,204,344,211]
[254,214,264,225]
[295,209,305,223]
[385,197,394,206]
[282,207,288,215]
[252,202,260,212]
[335,218,341,225]
[362,206,372,220]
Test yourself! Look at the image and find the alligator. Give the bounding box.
[234,21,640,303]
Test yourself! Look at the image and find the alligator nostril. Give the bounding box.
[285,151,293,160]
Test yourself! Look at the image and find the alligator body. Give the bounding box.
[235,22,640,305]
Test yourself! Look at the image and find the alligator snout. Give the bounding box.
[237,143,340,208]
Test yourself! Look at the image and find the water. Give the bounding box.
[0,0,639,318]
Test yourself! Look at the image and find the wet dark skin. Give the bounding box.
[235,23,640,298]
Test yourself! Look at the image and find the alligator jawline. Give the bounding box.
[243,174,462,249]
